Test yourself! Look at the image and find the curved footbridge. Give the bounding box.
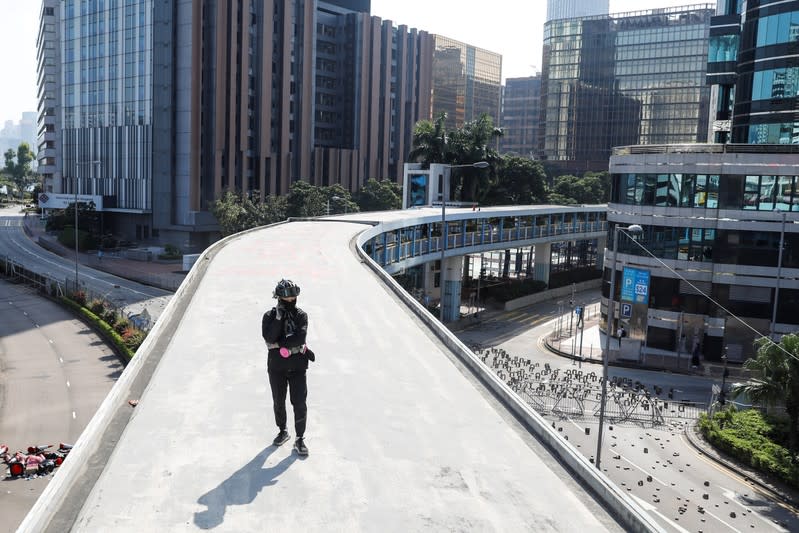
[20,206,664,532]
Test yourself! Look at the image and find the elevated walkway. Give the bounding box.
[20,216,660,532]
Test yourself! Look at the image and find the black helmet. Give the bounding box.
[274,279,301,298]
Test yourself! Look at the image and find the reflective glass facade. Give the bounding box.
[612,172,799,211]
[546,0,608,22]
[540,5,713,173]
[500,76,541,156]
[430,35,502,129]
[710,0,799,144]
[609,146,799,362]
[60,0,153,212]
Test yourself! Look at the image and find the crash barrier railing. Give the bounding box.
[0,254,151,332]
[356,222,666,533]
[35,237,183,293]
[363,206,608,269]
[474,346,706,425]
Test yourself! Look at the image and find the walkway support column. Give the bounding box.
[442,256,463,322]
[533,243,551,287]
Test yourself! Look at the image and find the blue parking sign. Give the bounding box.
[620,302,632,319]
[621,267,650,304]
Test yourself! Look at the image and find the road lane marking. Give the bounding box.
[566,416,584,433]
[703,507,743,532]
[5,233,166,298]
[681,434,799,515]
[629,494,692,533]
[618,453,668,486]
[720,487,788,531]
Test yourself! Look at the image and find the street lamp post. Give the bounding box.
[596,223,643,470]
[771,211,787,340]
[438,161,489,322]
[327,195,342,216]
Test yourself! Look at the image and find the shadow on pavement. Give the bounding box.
[193,446,298,529]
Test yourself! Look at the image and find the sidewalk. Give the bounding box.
[22,216,187,292]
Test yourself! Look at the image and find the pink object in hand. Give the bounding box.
[279,347,290,358]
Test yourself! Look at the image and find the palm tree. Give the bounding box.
[448,114,502,202]
[732,334,799,453]
[408,112,450,167]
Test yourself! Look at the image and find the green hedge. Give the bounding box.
[58,296,136,361]
[699,408,799,489]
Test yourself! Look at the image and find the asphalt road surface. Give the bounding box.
[0,205,172,324]
[455,302,799,533]
[0,281,119,532]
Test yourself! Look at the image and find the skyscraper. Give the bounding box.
[500,76,542,157]
[707,0,799,144]
[605,0,799,363]
[546,0,609,22]
[36,0,61,194]
[39,0,436,248]
[540,4,714,174]
[428,35,502,130]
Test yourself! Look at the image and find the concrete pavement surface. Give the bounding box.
[0,281,118,532]
[27,220,632,532]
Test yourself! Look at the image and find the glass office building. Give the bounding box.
[540,5,715,174]
[500,75,542,157]
[546,0,609,22]
[603,1,799,367]
[429,35,502,130]
[708,0,799,144]
[608,144,799,363]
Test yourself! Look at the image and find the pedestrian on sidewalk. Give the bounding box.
[616,325,626,348]
[262,279,315,457]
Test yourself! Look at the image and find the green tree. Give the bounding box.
[322,183,359,215]
[548,173,608,205]
[3,143,36,199]
[285,181,330,217]
[483,155,547,206]
[732,334,799,453]
[584,171,611,203]
[408,112,499,203]
[210,191,287,236]
[408,112,450,166]
[447,114,502,202]
[355,178,402,211]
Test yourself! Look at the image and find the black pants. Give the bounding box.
[268,369,307,438]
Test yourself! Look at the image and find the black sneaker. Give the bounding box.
[272,430,290,447]
[294,437,309,456]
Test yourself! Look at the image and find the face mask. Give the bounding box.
[280,299,297,310]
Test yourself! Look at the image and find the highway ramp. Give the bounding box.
[21,218,641,532]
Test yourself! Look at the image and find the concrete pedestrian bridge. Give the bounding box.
[20,206,662,532]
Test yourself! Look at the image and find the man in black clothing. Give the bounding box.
[262,279,314,456]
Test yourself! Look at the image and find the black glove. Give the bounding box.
[305,348,316,362]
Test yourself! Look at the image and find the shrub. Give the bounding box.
[699,408,799,489]
[114,317,131,335]
[71,290,87,306]
[102,308,118,326]
[88,298,105,315]
[57,296,135,360]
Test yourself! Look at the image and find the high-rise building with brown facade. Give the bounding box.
[40,0,437,249]
[428,35,502,130]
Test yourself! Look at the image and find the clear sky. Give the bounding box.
[0,0,712,125]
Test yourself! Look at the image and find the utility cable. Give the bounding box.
[620,229,799,364]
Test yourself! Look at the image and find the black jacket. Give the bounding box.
[262,306,309,372]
